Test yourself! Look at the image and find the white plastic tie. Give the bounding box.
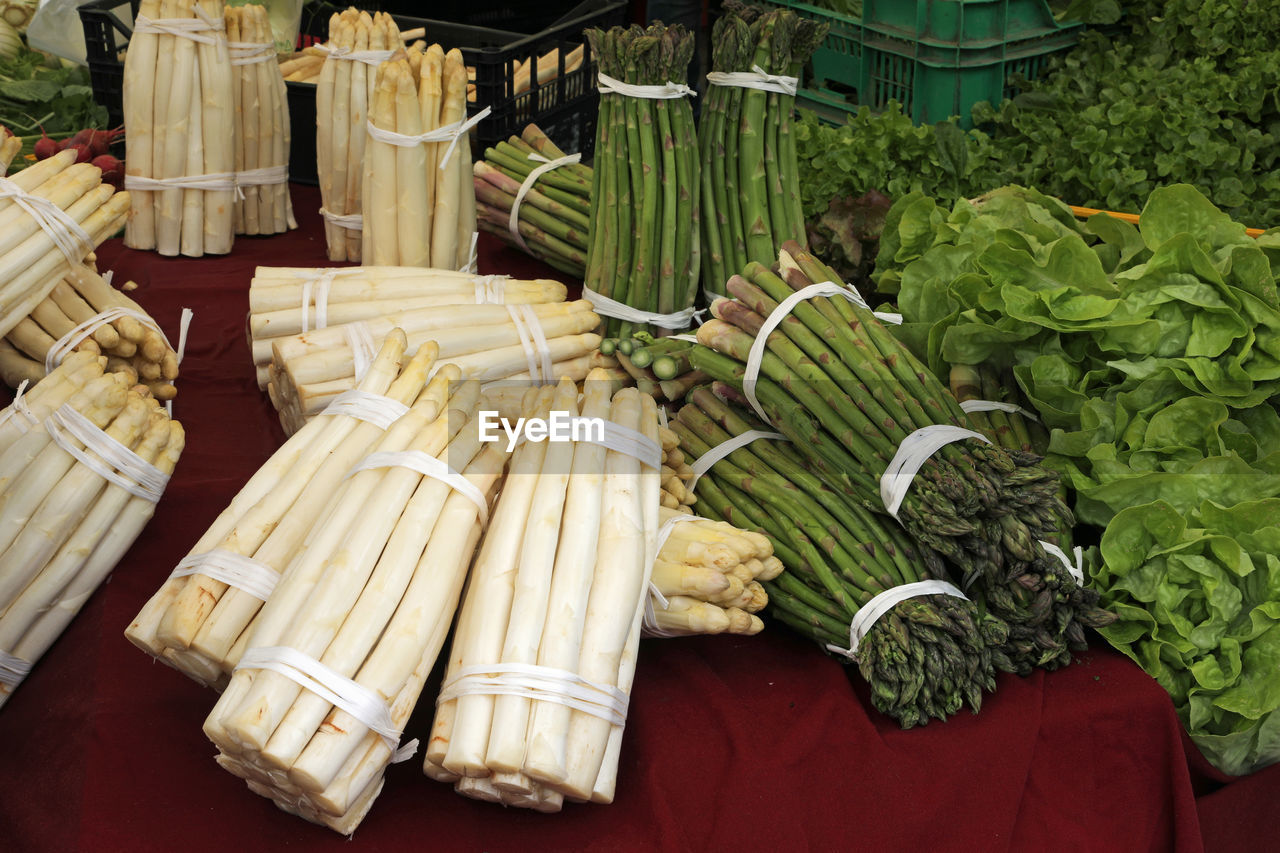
[1039,539,1086,585]
[346,450,490,526]
[879,425,991,521]
[132,13,225,44]
[741,281,898,423]
[170,550,278,602]
[580,420,662,469]
[0,380,37,434]
[507,151,582,253]
[235,164,289,187]
[318,208,362,231]
[472,275,508,304]
[0,649,32,688]
[321,389,409,430]
[582,285,696,332]
[312,42,397,67]
[827,580,968,660]
[438,663,628,727]
[462,231,479,274]
[365,106,492,171]
[687,429,787,494]
[45,404,170,502]
[299,270,337,333]
[705,65,798,95]
[236,646,414,760]
[345,322,376,382]
[45,307,170,375]
[124,172,239,192]
[506,304,553,384]
[959,398,1041,423]
[0,176,94,266]
[227,40,276,65]
[597,71,695,99]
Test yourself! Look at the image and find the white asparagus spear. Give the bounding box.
[180,52,206,257]
[523,370,632,784]
[314,12,340,253]
[429,50,466,269]
[196,0,235,254]
[394,60,430,267]
[227,7,245,235]
[326,17,354,261]
[344,11,373,261]
[156,0,197,256]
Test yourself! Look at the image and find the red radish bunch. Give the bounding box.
[92,154,124,190]
[33,126,126,165]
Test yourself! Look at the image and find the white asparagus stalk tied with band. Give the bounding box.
[0,355,184,706]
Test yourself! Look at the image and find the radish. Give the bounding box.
[32,128,60,160]
[92,154,124,190]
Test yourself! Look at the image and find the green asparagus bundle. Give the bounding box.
[582,24,700,338]
[699,2,827,294]
[600,332,708,404]
[474,125,591,279]
[947,363,1050,456]
[687,244,1116,674]
[673,387,1009,727]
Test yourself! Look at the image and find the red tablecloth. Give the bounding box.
[0,186,1272,852]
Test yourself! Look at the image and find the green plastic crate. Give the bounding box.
[760,0,1082,126]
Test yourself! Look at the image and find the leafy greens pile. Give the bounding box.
[0,44,107,137]
[872,183,1280,774]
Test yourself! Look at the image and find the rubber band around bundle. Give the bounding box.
[346,450,490,526]
[462,231,479,274]
[507,151,582,254]
[235,164,289,187]
[705,65,798,95]
[506,304,553,384]
[473,275,508,304]
[582,286,697,332]
[170,549,279,602]
[124,172,239,193]
[365,106,492,170]
[827,579,968,660]
[319,208,362,231]
[508,415,662,469]
[596,71,696,99]
[437,662,628,727]
[879,425,991,521]
[227,40,276,65]
[299,269,336,333]
[686,428,787,494]
[1039,539,1085,585]
[45,306,171,375]
[235,646,417,762]
[959,398,1041,423]
[0,176,94,266]
[312,42,397,67]
[132,12,225,44]
[345,322,377,382]
[321,389,409,430]
[45,403,171,502]
[741,281,899,423]
[0,649,32,688]
[0,380,37,434]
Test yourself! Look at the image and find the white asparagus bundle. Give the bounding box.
[361,46,475,270]
[1,263,183,399]
[0,361,184,706]
[657,425,697,513]
[227,3,296,236]
[203,375,505,833]
[126,329,443,687]
[264,301,602,434]
[0,151,131,341]
[425,373,661,810]
[247,265,567,383]
[315,9,401,262]
[122,0,235,256]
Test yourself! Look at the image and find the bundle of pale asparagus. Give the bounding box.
[644,507,777,639]
[0,354,184,707]
[314,8,401,262]
[264,300,604,435]
[658,424,695,513]
[127,330,440,688]
[0,150,131,340]
[227,3,296,236]
[122,0,236,256]
[248,266,567,389]
[361,46,477,270]
[423,374,659,810]
[276,24,424,83]
[475,125,591,279]
[0,263,183,400]
[203,365,504,834]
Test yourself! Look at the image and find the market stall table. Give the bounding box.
[0,185,1268,852]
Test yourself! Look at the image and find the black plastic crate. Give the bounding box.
[78,0,138,130]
